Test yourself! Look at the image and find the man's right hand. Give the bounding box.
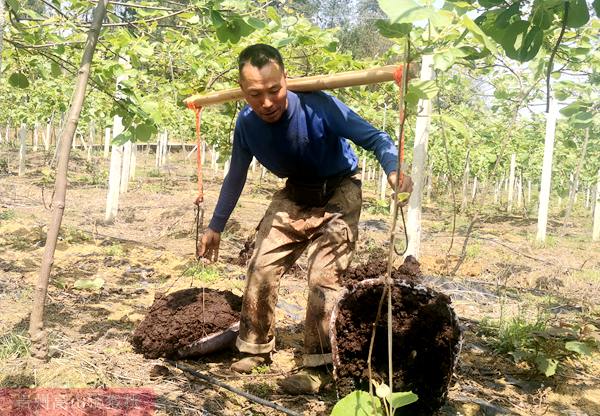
[197,228,221,262]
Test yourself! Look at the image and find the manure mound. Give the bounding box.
[131,288,241,359]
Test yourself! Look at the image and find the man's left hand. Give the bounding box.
[387,171,413,206]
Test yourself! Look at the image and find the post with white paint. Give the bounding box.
[105,144,123,223]
[129,143,137,180]
[517,175,523,208]
[405,54,433,259]
[104,127,111,158]
[361,155,366,182]
[33,122,39,152]
[120,140,132,194]
[43,121,51,151]
[536,101,558,243]
[507,153,516,213]
[18,124,27,176]
[593,170,600,241]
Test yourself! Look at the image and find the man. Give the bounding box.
[198,44,412,394]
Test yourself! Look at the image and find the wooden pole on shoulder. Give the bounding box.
[184,65,401,108]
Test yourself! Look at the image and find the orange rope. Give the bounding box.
[187,102,204,205]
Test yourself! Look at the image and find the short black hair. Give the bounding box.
[238,44,285,77]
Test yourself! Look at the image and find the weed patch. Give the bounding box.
[0,331,30,360]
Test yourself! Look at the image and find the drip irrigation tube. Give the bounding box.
[165,360,303,416]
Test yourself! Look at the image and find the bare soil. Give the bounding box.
[1,147,600,415]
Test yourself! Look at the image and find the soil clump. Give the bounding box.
[131,288,242,359]
[333,258,461,415]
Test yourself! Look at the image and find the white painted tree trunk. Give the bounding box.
[425,162,433,204]
[155,133,162,168]
[129,143,137,180]
[104,127,111,158]
[33,122,39,152]
[527,180,532,204]
[105,144,123,223]
[494,180,500,204]
[508,153,516,213]
[471,176,478,202]
[160,131,168,167]
[43,121,51,151]
[251,156,257,173]
[593,170,600,241]
[18,124,26,176]
[120,140,132,194]
[517,175,523,208]
[405,54,433,259]
[460,158,470,211]
[536,102,558,242]
[201,141,207,165]
[585,187,590,209]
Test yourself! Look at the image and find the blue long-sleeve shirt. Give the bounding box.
[208,90,398,232]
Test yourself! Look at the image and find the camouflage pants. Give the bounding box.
[236,174,362,367]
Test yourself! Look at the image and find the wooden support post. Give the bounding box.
[18,124,27,176]
[536,102,558,243]
[104,127,111,158]
[105,144,123,223]
[120,140,132,194]
[405,54,433,259]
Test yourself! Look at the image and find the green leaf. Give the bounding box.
[518,25,543,61]
[441,114,470,137]
[479,0,503,7]
[495,2,520,29]
[73,278,105,291]
[113,130,133,145]
[566,0,590,28]
[133,122,157,142]
[409,79,439,99]
[430,10,455,27]
[246,17,266,29]
[210,10,226,27]
[559,101,587,117]
[460,15,498,54]
[378,0,430,24]
[594,0,600,17]
[274,37,295,48]
[8,73,29,88]
[6,0,19,12]
[535,356,558,377]
[565,341,593,356]
[331,391,384,416]
[500,20,531,61]
[388,391,419,409]
[50,62,62,78]
[267,6,281,25]
[375,20,412,38]
[571,111,593,128]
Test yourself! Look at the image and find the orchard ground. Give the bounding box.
[1,146,599,415]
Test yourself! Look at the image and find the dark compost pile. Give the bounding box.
[131,288,242,359]
[332,258,462,415]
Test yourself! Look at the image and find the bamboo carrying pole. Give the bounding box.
[184,65,399,107]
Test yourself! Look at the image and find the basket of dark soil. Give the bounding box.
[131,288,242,359]
[331,259,462,415]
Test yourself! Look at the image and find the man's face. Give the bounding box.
[239,60,288,123]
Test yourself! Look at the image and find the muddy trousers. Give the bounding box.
[236,175,362,367]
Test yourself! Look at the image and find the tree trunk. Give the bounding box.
[426,161,433,204]
[460,152,470,211]
[361,155,366,182]
[593,170,600,241]
[379,168,387,200]
[104,127,111,158]
[120,140,132,193]
[18,124,26,176]
[405,55,433,258]
[105,144,123,223]
[0,0,5,76]
[564,127,589,224]
[471,176,478,202]
[29,0,108,360]
[536,102,558,243]
[507,153,516,213]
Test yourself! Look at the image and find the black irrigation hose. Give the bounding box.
[165,360,303,416]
